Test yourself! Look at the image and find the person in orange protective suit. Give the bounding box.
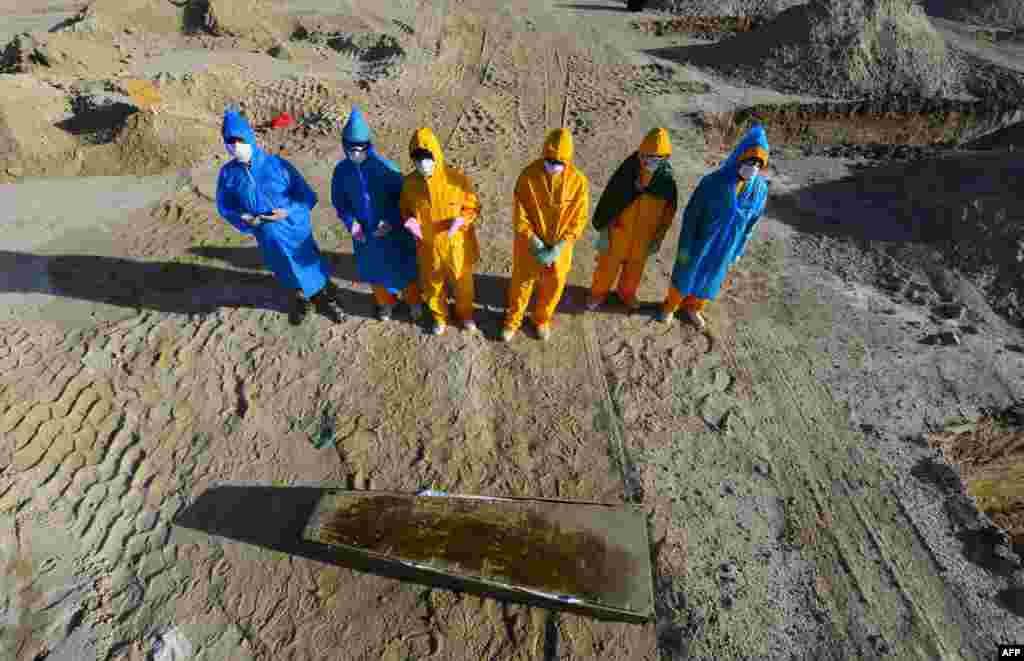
[399,128,482,336]
[501,128,590,342]
[587,127,678,311]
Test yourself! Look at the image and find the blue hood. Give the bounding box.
[342,106,372,146]
[222,109,257,145]
[719,124,770,174]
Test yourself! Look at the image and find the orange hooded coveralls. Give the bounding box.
[399,128,482,326]
[590,128,677,307]
[504,129,590,332]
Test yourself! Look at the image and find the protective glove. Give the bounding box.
[403,217,422,240]
[539,240,566,267]
[593,228,610,253]
[528,233,547,262]
[242,213,266,229]
[447,216,466,238]
[351,221,366,242]
[374,220,392,238]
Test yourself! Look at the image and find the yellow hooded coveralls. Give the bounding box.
[399,128,482,326]
[590,128,677,306]
[505,129,590,332]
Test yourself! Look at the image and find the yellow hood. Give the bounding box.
[543,128,573,163]
[639,128,672,157]
[409,127,444,169]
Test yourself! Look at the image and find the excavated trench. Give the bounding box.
[631,15,765,40]
[696,97,1024,156]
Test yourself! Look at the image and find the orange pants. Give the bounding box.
[590,254,647,305]
[372,283,421,307]
[662,286,708,315]
[505,266,567,331]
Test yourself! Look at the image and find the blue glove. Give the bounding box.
[528,233,547,262]
[594,228,610,253]
[538,241,565,267]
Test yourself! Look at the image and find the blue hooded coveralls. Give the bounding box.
[215,110,331,298]
[330,107,419,295]
[670,125,770,301]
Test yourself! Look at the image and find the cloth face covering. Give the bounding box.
[347,146,368,164]
[543,159,565,175]
[641,156,666,171]
[416,159,435,177]
[227,141,253,164]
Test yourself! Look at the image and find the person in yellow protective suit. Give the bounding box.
[588,128,678,311]
[399,128,482,336]
[501,129,590,342]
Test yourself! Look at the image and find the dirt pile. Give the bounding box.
[0,30,123,78]
[60,0,189,36]
[0,75,80,180]
[928,407,1024,549]
[676,0,961,99]
[204,0,289,46]
[81,108,223,176]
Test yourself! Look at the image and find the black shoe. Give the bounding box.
[312,291,342,323]
[289,295,310,326]
[324,280,344,305]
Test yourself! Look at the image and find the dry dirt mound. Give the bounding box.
[61,0,190,36]
[0,30,123,79]
[81,108,223,176]
[928,406,1024,550]
[669,0,961,99]
[0,75,80,180]
[57,0,288,45]
[204,0,291,46]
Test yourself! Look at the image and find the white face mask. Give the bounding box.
[348,149,367,164]
[228,141,253,164]
[641,157,665,171]
[416,159,435,177]
[738,163,759,180]
[543,161,565,176]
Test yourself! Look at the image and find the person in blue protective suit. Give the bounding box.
[330,106,422,322]
[215,106,343,325]
[658,124,770,330]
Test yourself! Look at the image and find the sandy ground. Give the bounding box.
[2,1,1024,660]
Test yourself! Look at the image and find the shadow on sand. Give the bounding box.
[0,246,616,333]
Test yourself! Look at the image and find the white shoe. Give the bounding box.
[409,303,424,321]
[462,320,480,334]
[656,309,673,324]
[536,324,552,341]
[686,309,706,330]
[431,322,447,336]
[377,304,394,321]
[500,328,516,342]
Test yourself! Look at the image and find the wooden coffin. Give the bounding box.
[302,490,654,623]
